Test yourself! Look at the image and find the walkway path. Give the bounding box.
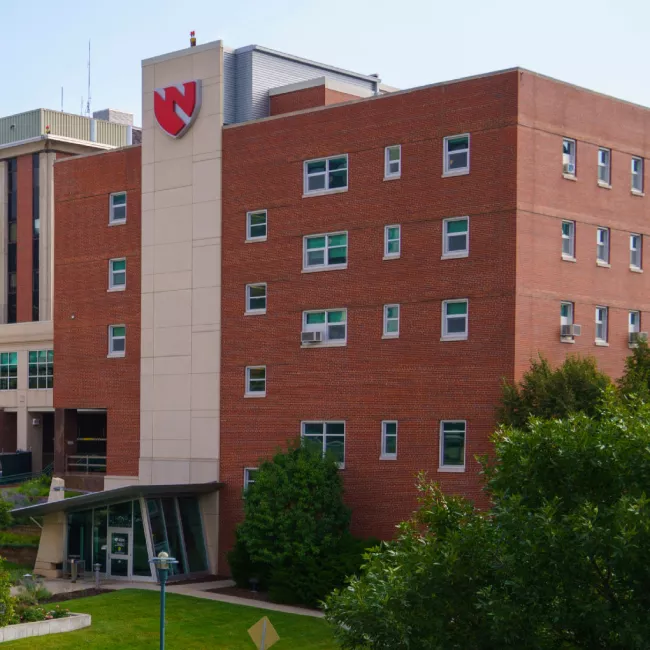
[20,577,324,619]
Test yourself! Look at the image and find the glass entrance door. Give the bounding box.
[107,528,132,578]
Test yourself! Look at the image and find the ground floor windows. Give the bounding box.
[66,496,208,580]
[28,350,53,389]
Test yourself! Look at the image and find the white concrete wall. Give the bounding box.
[139,41,223,487]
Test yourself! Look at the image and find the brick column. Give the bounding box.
[16,155,33,323]
[54,409,77,475]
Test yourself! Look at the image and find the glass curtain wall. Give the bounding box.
[67,497,208,580]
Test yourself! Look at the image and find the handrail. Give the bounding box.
[66,455,107,474]
[0,461,55,486]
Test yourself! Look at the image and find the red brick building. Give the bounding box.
[23,41,648,581]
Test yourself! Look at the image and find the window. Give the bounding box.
[563,138,576,175]
[304,155,348,195]
[108,325,126,357]
[0,352,17,390]
[303,233,347,270]
[109,192,127,224]
[443,134,470,175]
[440,421,466,471]
[598,148,611,186]
[560,301,574,340]
[243,468,258,492]
[384,145,401,179]
[303,309,347,345]
[245,366,266,397]
[109,258,126,290]
[632,157,644,193]
[301,421,345,467]
[629,310,640,336]
[596,228,610,265]
[595,307,608,343]
[245,284,267,314]
[28,350,53,389]
[562,220,575,259]
[443,217,469,258]
[630,234,643,270]
[384,225,401,258]
[246,210,267,241]
[442,300,468,340]
[383,305,400,337]
[381,421,398,459]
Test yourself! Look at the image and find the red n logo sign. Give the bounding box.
[154,80,202,138]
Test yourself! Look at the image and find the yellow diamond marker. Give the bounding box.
[248,616,280,650]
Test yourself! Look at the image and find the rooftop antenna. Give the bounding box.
[60,87,64,112]
[85,40,92,117]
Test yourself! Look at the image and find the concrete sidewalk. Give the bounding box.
[20,578,324,619]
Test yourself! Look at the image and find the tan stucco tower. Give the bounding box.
[136,41,223,490]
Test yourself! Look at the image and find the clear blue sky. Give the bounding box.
[1,0,647,126]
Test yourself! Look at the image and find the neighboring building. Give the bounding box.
[12,39,650,581]
[0,109,136,472]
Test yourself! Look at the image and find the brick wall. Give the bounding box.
[270,85,365,116]
[16,155,33,323]
[220,71,520,571]
[53,146,142,477]
[516,71,650,379]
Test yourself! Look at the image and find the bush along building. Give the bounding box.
[9,37,650,580]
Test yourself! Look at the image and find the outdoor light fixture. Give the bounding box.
[149,551,179,650]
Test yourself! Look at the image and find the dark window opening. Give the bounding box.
[7,159,17,324]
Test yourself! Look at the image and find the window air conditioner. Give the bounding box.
[301,331,323,344]
[563,162,576,175]
[561,324,581,337]
[629,331,648,344]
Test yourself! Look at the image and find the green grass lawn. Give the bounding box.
[2,589,338,649]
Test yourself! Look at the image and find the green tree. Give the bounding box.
[499,354,610,427]
[618,338,650,397]
[326,393,650,649]
[229,444,361,606]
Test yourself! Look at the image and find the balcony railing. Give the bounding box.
[66,455,107,474]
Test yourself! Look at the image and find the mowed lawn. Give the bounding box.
[2,589,338,649]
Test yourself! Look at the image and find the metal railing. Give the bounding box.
[66,455,107,474]
[0,461,53,486]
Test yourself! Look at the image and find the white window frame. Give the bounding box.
[563,138,577,176]
[630,233,643,270]
[629,310,640,335]
[108,325,126,358]
[439,420,466,472]
[596,228,610,266]
[303,232,348,272]
[443,134,470,176]
[246,210,267,242]
[560,301,574,342]
[108,257,126,291]
[109,191,127,225]
[245,366,266,397]
[595,306,608,344]
[384,225,401,259]
[441,299,468,341]
[562,220,576,260]
[380,421,398,460]
[245,283,267,315]
[28,350,53,390]
[243,467,258,492]
[302,309,347,346]
[383,304,400,338]
[631,157,644,194]
[598,147,611,186]
[442,216,469,259]
[384,145,401,180]
[303,154,349,196]
[301,421,346,468]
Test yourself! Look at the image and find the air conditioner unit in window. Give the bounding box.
[563,162,576,175]
[561,324,581,337]
[629,331,648,344]
[301,331,323,344]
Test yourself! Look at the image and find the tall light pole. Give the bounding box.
[150,551,178,650]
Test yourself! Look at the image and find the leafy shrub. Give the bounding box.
[619,338,650,397]
[0,531,40,548]
[15,476,51,503]
[14,575,51,605]
[499,354,610,427]
[231,445,369,606]
[0,500,13,530]
[0,558,15,626]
